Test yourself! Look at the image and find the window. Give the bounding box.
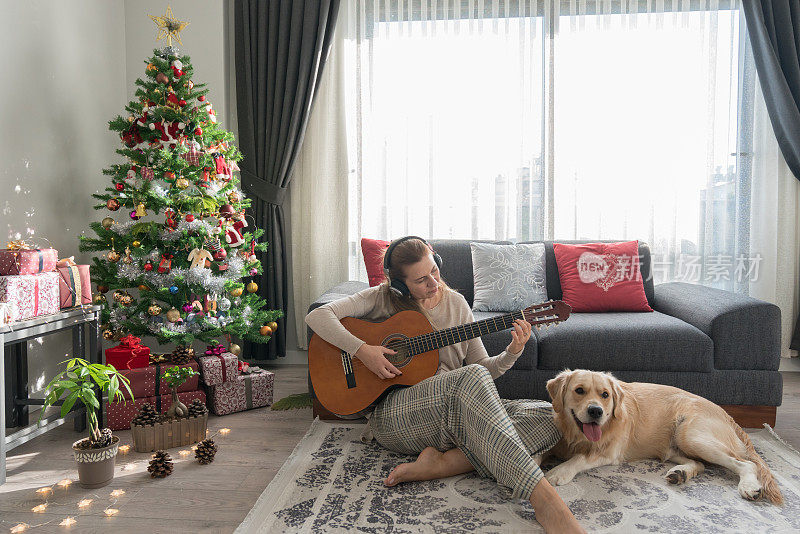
[344,0,753,291]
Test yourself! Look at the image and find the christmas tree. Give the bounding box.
[80,11,282,351]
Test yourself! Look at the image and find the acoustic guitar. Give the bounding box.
[308,300,571,416]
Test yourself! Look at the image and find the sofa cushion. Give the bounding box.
[473,311,537,370]
[553,241,653,312]
[470,242,548,312]
[361,238,390,286]
[429,239,512,306]
[518,240,655,308]
[536,312,713,373]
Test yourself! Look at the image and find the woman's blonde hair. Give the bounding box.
[380,238,451,319]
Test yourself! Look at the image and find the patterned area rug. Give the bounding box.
[236,419,800,533]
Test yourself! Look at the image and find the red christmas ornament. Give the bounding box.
[158,253,173,274]
[185,214,195,222]
[144,261,153,272]
[179,99,186,107]
[115,183,124,191]
[213,248,227,261]
[171,66,184,77]
[198,95,206,102]
[218,204,236,218]
[194,127,202,136]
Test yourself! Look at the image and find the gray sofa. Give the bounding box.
[307,239,782,426]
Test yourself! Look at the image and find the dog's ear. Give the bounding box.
[546,369,572,414]
[611,377,626,419]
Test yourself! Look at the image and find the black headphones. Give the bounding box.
[383,236,443,297]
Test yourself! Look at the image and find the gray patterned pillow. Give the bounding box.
[470,242,548,312]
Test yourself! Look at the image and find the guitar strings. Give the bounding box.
[362,303,560,359]
[379,309,531,356]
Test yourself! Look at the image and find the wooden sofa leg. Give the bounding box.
[312,398,350,421]
[720,405,776,429]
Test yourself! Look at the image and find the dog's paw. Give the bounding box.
[666,467,687,485]
[738,479,763,501]
[546,465,575,486]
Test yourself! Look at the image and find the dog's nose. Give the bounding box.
[587,405,603,419]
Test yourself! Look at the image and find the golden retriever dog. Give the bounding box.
[545,369,782,505]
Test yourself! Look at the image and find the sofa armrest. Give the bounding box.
[653,282,780,370]
[306,280,370,346]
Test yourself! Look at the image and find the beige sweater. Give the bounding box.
[305,285,522,379]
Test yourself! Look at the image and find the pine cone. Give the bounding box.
[92,427,113,448]
[170,345,195,364]
[131,403,161,427]
[195,439,218,465]
[148,450,174,478]
[187,399,208,418]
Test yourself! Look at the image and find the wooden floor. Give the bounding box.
[2,367,800,534]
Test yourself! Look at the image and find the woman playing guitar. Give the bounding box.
[305,236,585,533]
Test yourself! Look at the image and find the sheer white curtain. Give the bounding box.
[290,24,350,349]
[750,76,800,359]
[343,1,760,292]
[342,1,768,282]
[291,0,800,354]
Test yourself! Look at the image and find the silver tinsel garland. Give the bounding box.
[160,218,215,242]
[115,256,245,294]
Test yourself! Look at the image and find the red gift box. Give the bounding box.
[118,361,200,401]
[207,369,274,416]
[0,248,58,275]
[0,272,60,321]
[105,335,151,370]
[107,389,206,431]
[57,264,92,308]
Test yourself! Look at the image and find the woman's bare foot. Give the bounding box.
[384,447,445,486]
[384,446,475,487]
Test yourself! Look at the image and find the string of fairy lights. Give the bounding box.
[3,427,231,532]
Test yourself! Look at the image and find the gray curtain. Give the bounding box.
[234,0,340,360]
[742,1,800,350]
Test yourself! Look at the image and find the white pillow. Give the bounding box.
[470,242,548,312]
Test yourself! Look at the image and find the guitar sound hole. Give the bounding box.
[382,334,412,368]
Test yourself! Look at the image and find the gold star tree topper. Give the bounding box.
[149,6,189,46]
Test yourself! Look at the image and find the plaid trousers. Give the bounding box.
[368,364,561,499]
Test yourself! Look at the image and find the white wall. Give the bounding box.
[123,1,228,128]
[0,0,127,400]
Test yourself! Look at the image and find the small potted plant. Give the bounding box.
[162,365,200,419]
[39,357,133,488]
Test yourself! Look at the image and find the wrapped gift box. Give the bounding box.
[105,335,151,370]
[107,389,206,431]
[0,248,58,275]
[57,264,92,307]
[118,361,200,401]
[0,272,60,321]
[206,369,274,416]
[198,351,239,386]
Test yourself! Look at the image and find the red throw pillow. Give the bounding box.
[361,238,390,287]
[553,241,653,312]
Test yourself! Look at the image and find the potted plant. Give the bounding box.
[39,357,133,489]
[162,365,200,419]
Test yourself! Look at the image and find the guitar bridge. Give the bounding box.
[341,351,356,389]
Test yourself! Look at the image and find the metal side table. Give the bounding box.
[1,305,103,485]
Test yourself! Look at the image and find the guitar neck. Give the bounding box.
[407,310,525,355]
